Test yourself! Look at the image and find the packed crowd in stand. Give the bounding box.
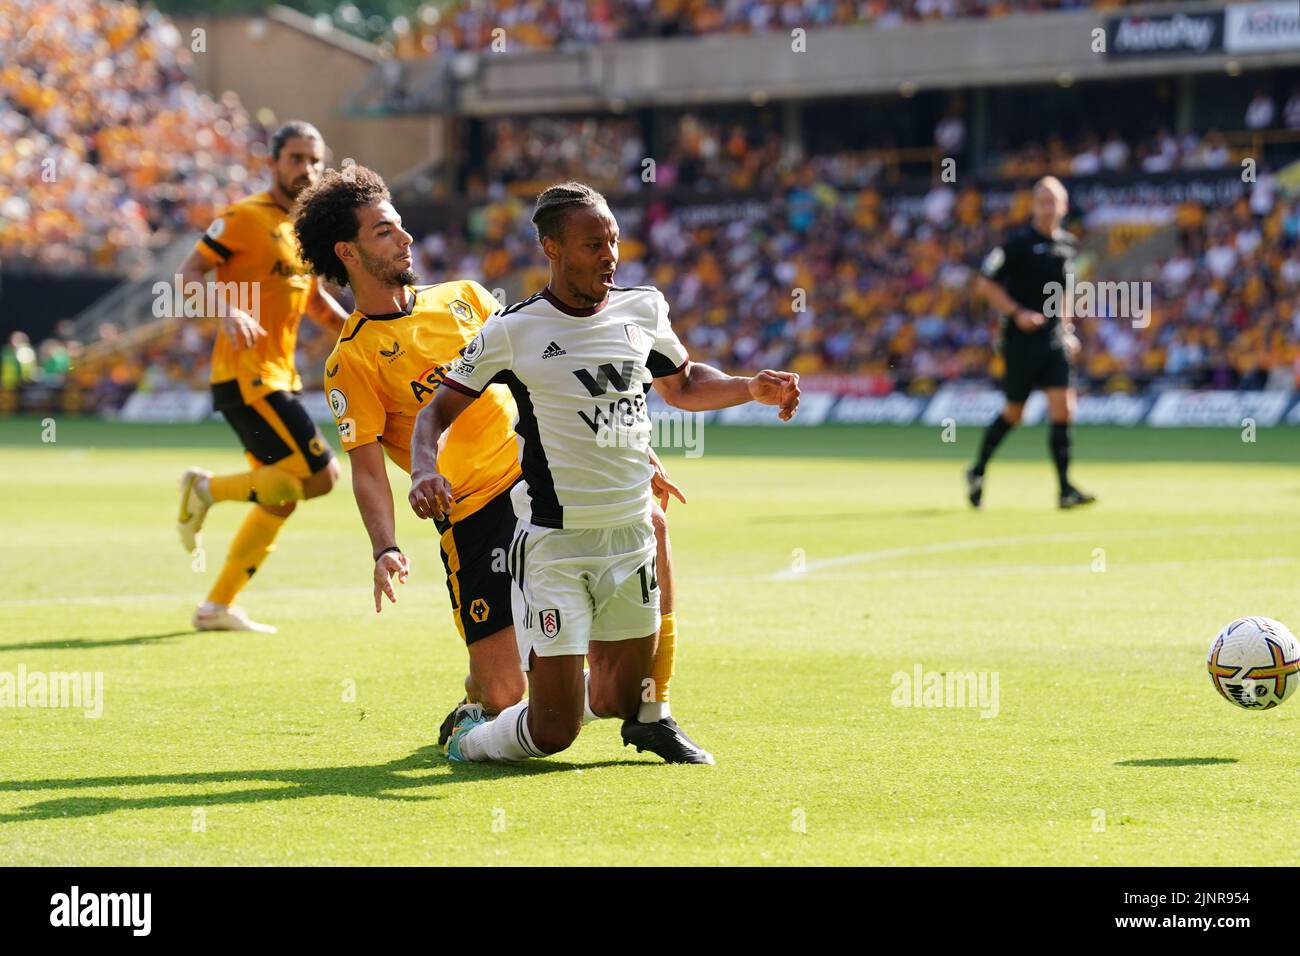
[479,114,789,198]
[0,0,267,274]
[480,99,1300,202]
[391,0,1121,56]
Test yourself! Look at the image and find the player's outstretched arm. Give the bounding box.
[347,443,409,612]
[408,385,477,521]
[654,361,800,421]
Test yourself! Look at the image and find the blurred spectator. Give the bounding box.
[935,109,966,157]
[1100,130,1130,172]
[38,337,70,386]
[1245,88,1276,131]
[1070,135,1101,176]
[1285,84,1300,130]
[1140,128,1179,173]
[2,332,37,389]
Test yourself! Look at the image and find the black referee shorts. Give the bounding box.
[436,485,518,645]
[1001,341,1073,404]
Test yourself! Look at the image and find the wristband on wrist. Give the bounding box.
[374,546,401,562]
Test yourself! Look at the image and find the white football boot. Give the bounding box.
[178,467,213,552]
[192,602,277,634]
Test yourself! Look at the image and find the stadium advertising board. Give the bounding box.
[1071,392,1152,427]
[1106,10,1224,58]
[1147,390,1294,427]
[1070,171,1248,211]
[922,386,1048,427]
[43,385,1300,427]
[830,393,929,425]
[118,390,214,423]
[1224,1,1300,53]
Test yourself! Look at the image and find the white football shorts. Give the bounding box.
[508,517,660,670]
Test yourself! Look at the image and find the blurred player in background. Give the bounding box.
[966,176,1096,510]
[294,168,712,763]
[175,121,349,633]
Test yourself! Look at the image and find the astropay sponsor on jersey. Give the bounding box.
[50,886,151,936]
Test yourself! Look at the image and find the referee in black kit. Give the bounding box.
[965,176,1096,509]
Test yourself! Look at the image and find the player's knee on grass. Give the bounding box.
[528,713,582,755]
[258,501,296,518]
[302,459,341,499]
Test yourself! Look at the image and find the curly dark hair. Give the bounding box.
[293,165,390,287]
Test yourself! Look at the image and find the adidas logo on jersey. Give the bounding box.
[542,341,567,359]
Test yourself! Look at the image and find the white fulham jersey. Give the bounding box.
[442,285,688,530]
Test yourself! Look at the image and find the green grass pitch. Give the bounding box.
[1,417,1298,865]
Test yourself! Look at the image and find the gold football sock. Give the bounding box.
[206,507,289,606]
[208,466,304,507]
[638,612,677,722]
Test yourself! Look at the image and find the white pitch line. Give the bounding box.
[771,523,1299,580]
[4,525,1294,606]
[786,555,1296,582]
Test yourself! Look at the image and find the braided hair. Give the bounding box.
[531,181,608,245]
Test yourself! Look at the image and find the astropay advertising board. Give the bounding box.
[1224,1,1300,53]
[1106,10,1223,57]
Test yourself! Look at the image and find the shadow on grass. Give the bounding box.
[0,631,198,652]
[1115,757,1238,768]
[0,748,658,823]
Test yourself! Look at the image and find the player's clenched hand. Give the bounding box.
[1014,308,1046,332]
[409,470,453,521]
[222,309,267,350]
[1064,332,1082,359]
[374,551,409,613]
[648,448,686,510]
[748,370,800,421]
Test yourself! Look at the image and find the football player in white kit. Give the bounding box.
[407,182,800,762]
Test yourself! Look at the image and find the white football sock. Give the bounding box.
[583,671,605,725]
[459,701,544,762]
[637,700,671,723]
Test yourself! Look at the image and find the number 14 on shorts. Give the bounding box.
[638,556,658,605]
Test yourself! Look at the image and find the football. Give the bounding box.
[1207,617,1300,711]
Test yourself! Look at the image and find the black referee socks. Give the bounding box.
[1049,422,1072,494]
[973,414,1014,476]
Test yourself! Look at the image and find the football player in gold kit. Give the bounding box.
[174,122,349,633]
[293,165,713,763]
